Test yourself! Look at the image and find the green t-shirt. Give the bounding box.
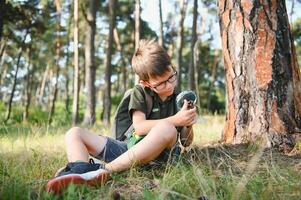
[127,85,180,148]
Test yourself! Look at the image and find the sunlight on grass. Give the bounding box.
[1,116,301,199]
[193,115,224,145]
[0,126,66,155]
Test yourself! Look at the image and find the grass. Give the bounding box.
[0,115,301,199]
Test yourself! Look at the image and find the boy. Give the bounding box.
[46,39,198,194]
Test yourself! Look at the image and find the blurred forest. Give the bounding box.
[0,0,300,126]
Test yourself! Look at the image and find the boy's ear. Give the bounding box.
[139,80,150,88]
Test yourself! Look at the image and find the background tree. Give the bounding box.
[83,0,98,126]
[158,0,164,46]
[175,0,187,91]
[102,0,116,124]
[219,0,301,151]
[134,0,141,84]
[4,31,28,123]
[72,0,80,125]
[48,0,62,125]
[0,0,4,40]
[188,0,198,91]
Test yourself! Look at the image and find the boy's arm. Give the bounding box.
[132,101,197,135]
[131,111,162,135]
[180,125,194,147]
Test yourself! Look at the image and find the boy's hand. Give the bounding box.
[171,100,197,127]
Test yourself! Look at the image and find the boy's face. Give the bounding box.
[143,66,177,97]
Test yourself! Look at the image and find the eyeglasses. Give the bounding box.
[151,71,177,91]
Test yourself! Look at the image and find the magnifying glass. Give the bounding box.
[176,90,197,110]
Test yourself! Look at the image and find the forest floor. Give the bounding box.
[0,115,301,200]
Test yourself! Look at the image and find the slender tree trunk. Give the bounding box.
[113,28,128,93]
[83,0,98,126]
[5,49,22,122]
[102,0,115,124]
[64,1,73,113]
[0,61,7,99]
[189,0,198,91]
[37,62,49,105]
[193,12,208,110]
[0,37,6,61]
[0,50,7,95]
[23,48,33,123]
[194,39,202,110]
[4,32,28,123]
[219,0,301,151]
[207,49,219,111]
[134,0,140,84]
[72,0,80,125]
[176,0,187,91]
[115,71,120,94]
[0,0,4,40]
[290,0,295,27]
[158,0,164,46]
[0,39,7,93]
[48,1,61,125]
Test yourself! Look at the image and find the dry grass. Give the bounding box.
[1,116,301,199]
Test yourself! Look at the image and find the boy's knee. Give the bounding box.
[65,127,83,141]
[155,121,177,142]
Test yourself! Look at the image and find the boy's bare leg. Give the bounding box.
[64,127,107,162]
[105,121,177,172]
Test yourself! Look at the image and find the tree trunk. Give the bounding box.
[176,0,187,91]
[0,0,4,40]
[0,39,7,94]
[194,40,202,110]
[194,13,207,110]
[189,0,198,91]
[64,2,72,113]
[207,49,219,111]
[48,1,61,125]
[4,31,28,123]
[0,37,6,62]
[83,0,98,126]
[23,48,33,123]
[158,0,164,46]
[219,0,301,151]
[134,0,140,84]
[102,0,115,124]
[113,27,128,93]
[72,0,80,125]
[36,62,49,106]
[0,49,7,100]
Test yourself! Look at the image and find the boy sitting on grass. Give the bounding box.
[46,39,198,194]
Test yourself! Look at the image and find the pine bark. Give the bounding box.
[158,0,164,46]
[176,0,186,91]
[189,0,198,91]
[219,0,301,151]
[72,0,80,125]
[0,38,6,62]
[4,31,28,122]
[37,62,49,105]
[83,0,98,126]
[134,0,140,84]
[64,2,72,113]
[113,27,128,93]
[0,47,7,95]
[48,1,61,125]
[102,0,115,124]
[23,48,33,122]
